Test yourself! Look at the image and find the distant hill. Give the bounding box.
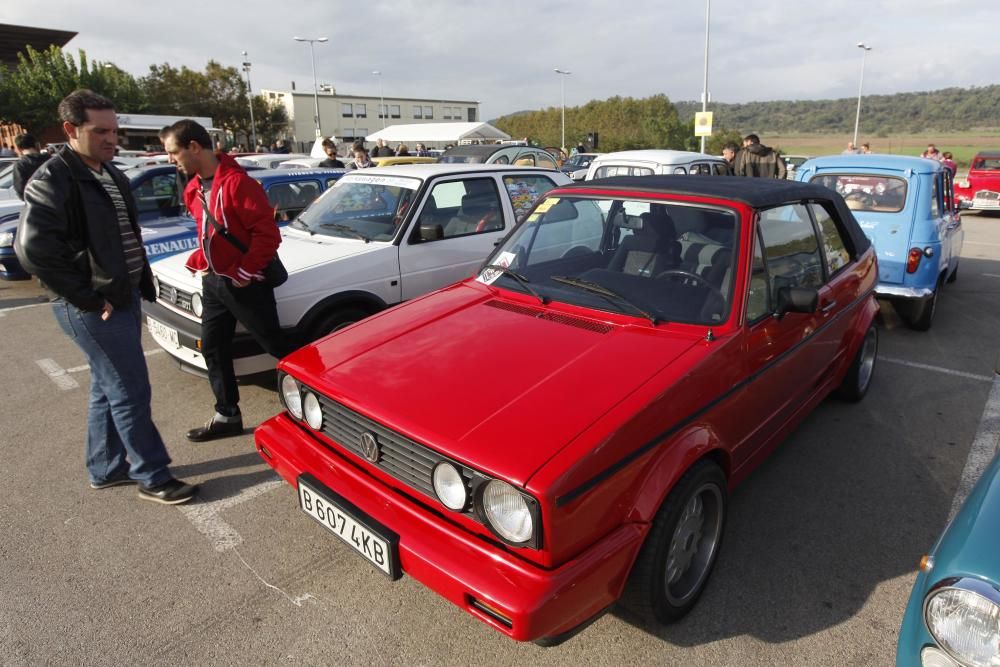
[674,85,1000,134]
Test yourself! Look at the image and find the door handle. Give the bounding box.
[820,300,838,314]
[493,240,502,247]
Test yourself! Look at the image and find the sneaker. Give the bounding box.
[186,416,244,442]
[90,470,137,490]
[137,478,199,505]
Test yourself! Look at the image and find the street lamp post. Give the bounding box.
[554,68,571,151]
[700,0,711,154]
[241,51,257,151]
[372,70,385,130]
[294,36,328,138]
[853,42,873,148]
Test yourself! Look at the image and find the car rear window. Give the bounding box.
[810,174,908,213]
[593,165,654,178]
[972,157,1000,170]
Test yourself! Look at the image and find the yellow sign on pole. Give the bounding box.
[694,111,714,137]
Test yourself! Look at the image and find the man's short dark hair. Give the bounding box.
[744,134,760,145]
[321,138,335,149]
[723,142,739,152]
[58,89,116,126]
[14,133,38,150]
[165,119,212,150]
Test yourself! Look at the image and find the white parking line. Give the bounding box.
[64,349,164,374]
[879,356,994,383]
[177,479,284,552]
[0,301,49,317]
[950,374,1000,520]
[964,241,1000,248]
[35,358,80,390]
[983,273,1000,279]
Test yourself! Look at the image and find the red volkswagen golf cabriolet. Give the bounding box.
[255,176,880,644]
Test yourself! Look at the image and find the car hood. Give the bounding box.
[283,282,700,486]
[150,225,389,290]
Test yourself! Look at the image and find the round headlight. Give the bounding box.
[303,392,323,430]
[191,292,203,317]
[925,583,1000,667]
[432,463,467,511]
[481,480,533,544]
[281,374,302,419]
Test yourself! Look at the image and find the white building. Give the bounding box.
[115,113,223,151]
[261,88,479,150]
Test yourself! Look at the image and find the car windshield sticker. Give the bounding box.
[477,251,517,285]
[505,181,541,217]
[534,197,559,214]
[340,174,419,190]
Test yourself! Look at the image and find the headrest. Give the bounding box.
[461,193,494,217]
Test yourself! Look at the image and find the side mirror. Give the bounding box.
[957,199,972,211]
[775,286,819,317]
[419,224,444,241]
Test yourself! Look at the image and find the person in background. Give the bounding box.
[394,143,410,157]
[922,144,942,161]
[319,138,344,168]
[941,152,958,177]
[414,143,431,157]
[274,139,290,154]
[861,143,872,154]
[721,142,740,176]
[347,146,375,169]
[735,134,787,179]
[843,141,860,154]
[15,90,197,504]
[12,133,50,199]
[371,138,392,157]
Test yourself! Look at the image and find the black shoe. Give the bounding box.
[186,416,244,442]
[90,470,137,490]
[137,478,198,505]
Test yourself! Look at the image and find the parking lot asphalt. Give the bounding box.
[2,212,999,666]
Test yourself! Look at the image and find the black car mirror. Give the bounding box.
[775,286,819,317]
[419,224,444,241]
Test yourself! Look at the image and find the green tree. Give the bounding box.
[0,45,145,134]
[141,60,251,137]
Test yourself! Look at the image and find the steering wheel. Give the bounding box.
[656,269,725,297]
[844,190,875,209]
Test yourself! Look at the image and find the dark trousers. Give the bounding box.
[201,273,289,417]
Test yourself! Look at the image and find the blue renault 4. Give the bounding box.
[796,154,963,330]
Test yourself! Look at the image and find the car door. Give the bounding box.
[939,170,964,276]
[732,204,839,472]
[398,175,513,299]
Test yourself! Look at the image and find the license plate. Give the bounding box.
[146,317,179,347]
[298,475,400,579]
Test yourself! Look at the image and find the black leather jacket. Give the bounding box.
[14,146,155,311]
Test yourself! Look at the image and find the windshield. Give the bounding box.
[0,164,14,190]
[479,195,739,325]
[810,174,907,213]
[438,154,486,164]
[292,174,420,241]
[564,154,594,169]
[971,157,1000,171]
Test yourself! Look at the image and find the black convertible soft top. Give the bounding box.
[565,174,872,255]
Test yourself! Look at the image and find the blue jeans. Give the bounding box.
[52,292,172,487]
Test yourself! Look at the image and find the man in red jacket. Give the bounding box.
[163,119,289,441]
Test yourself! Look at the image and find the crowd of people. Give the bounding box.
[720,134,786,178]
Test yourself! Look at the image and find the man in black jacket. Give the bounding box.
[12,133,50,199]
[15,89,197,505]
[735,134,787,179]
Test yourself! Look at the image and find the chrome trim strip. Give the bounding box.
[875,285,933,299]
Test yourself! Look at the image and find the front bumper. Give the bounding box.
[255,413,645,642]
[0,246,30,280]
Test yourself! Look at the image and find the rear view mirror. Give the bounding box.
[775,286,819,317]
[420,224,444,241]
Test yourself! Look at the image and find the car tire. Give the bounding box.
[904,285,938,331]
[311,308,370,342]
[620,460,726,625]
[835,323,878,402]
[946,264,958,284]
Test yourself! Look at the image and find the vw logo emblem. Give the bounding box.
[359,432,380,463]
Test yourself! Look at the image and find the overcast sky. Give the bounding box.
[7,1,1000,120]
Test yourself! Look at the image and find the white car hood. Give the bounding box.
[149,226,388,291]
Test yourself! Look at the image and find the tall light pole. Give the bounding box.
[853,42,873,149]
[372,70,385,129]
[700,0,711,154]
[294,36,328,138]
[554,68,571,151]
[241,51,257,150]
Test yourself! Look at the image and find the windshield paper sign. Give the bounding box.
[477,251,517,285]
[341,174,419,190]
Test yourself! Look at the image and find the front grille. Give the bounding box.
[157,280,195,314]
[974,190,999,201]
[316,394,441,499]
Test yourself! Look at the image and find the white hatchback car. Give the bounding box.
[585,149,727,180]
[143,163,572,375]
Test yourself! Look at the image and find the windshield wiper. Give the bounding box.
[482,264,547,304]
[319,222,371,242]
[551,275,660,324]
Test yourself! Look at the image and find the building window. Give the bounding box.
[354,103,366,118]
[378,104,387,119]
[467,107,477,122]
[413,105,423,119]
[390,104,400,118]
[356,128,368,139]
[341,103,353,118]
[423,105,433,119]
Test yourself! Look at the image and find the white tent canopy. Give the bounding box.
[365,122,510,145]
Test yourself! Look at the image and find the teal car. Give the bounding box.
[796,155,963,330]
[896,447,1000,666]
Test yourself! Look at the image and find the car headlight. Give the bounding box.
[480,480,534,544]
[191,292,203,317]
[280,374,303,419]
[0,231,13,247]
[924,578,1000,667]
[303,391,323,430]
[432,462,467,511]
[151,275,160,298]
